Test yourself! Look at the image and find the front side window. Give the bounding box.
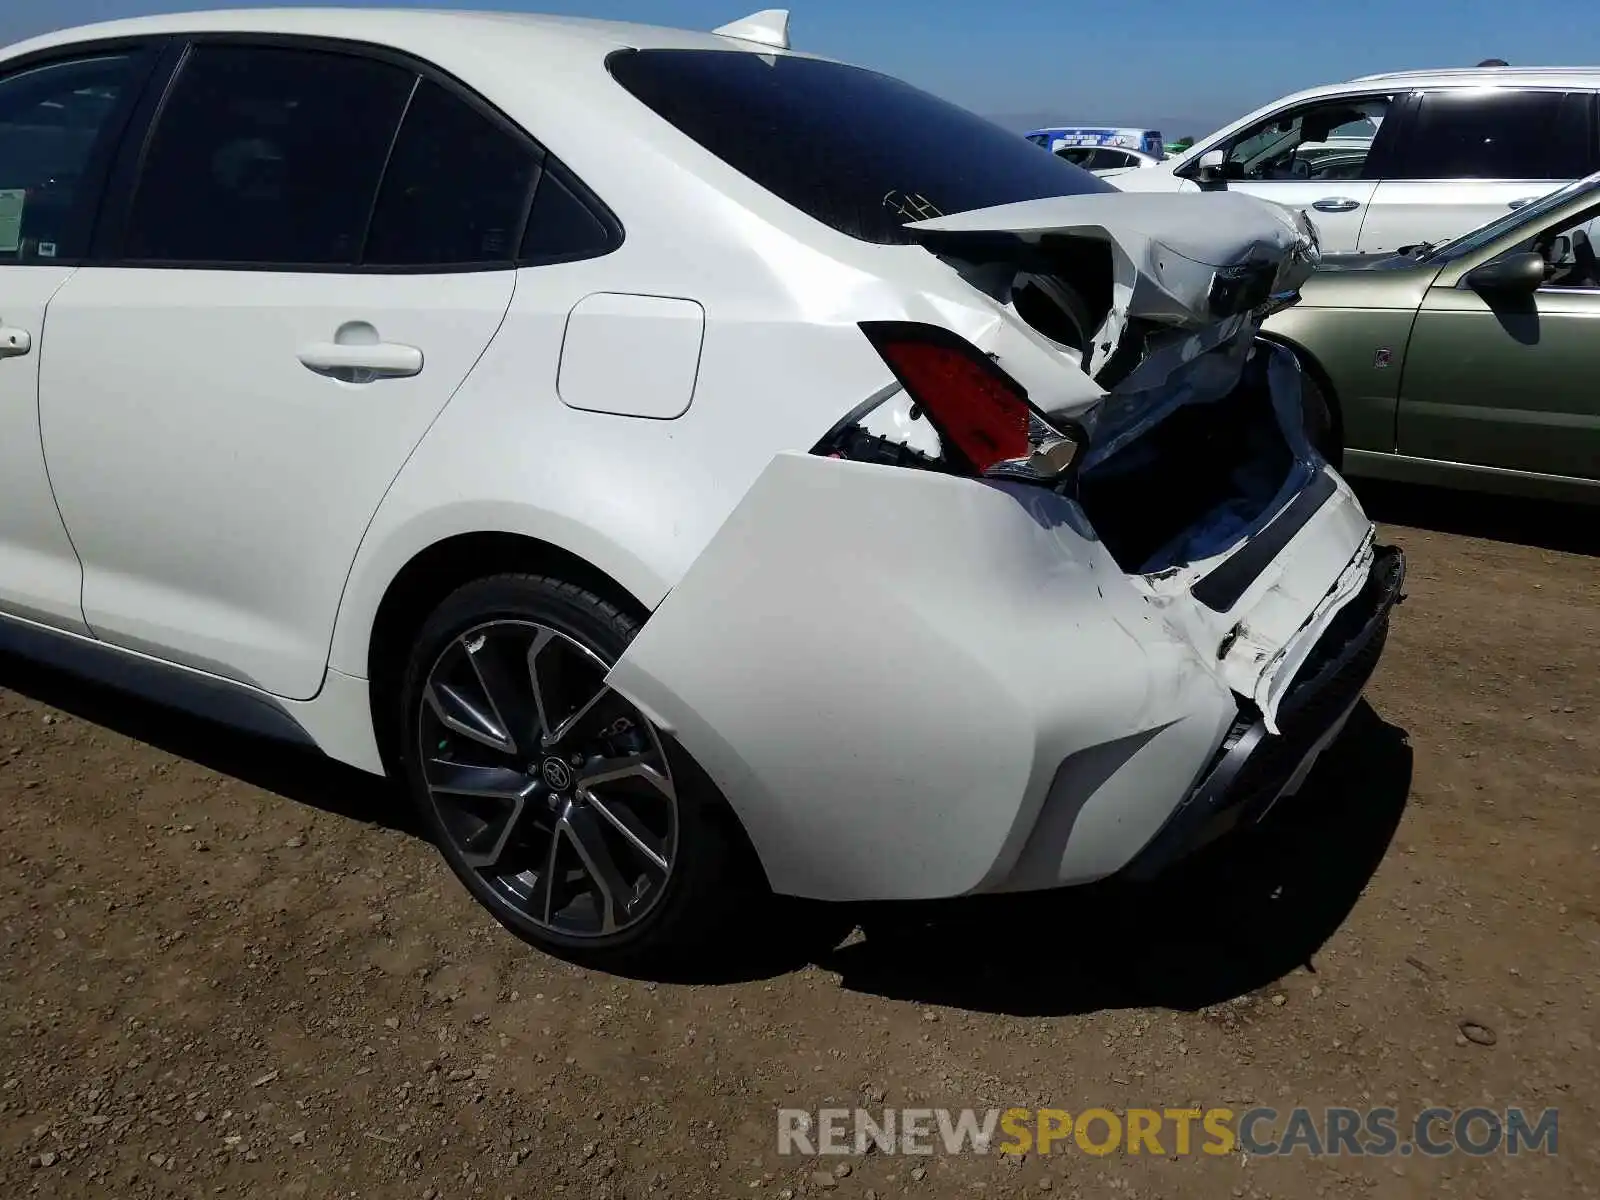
[1398,90,1593,181]
[123,44,415,265]
[363,79,541,268]
[1516,201,1600,288]
[607,49,1113,245]
[0,52,145,262]
[1220,96,1390,182]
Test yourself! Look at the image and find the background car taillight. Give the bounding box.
[811,321,1082,486]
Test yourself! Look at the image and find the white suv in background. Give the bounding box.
[1107,68,1600,253]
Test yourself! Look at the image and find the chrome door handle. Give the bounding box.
[0,325,32,359]
[1508,196,1538,209]
[1312,198,1361,213]
[297,341,422,380]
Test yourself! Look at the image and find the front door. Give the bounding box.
[1398,202,1600,479]
[1209,92,1398,253]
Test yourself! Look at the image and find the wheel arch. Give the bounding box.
[335,517,667,774]
[355,524,782,908]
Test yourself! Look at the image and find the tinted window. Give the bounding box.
[1400,90,1593,180]
[518,165,616,262]
[0,53,144,262]
[364,79,540,267]
[607,49,1112,245]
[124,45,414,264]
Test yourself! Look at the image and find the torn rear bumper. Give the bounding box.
[607,453,1392,904]
[1122,543,1406,881]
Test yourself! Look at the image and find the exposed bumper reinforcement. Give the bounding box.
[1124,542,1406,881]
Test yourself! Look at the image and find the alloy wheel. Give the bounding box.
[417,619,678,939]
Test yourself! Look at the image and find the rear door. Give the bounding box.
[38,39,533,698]
[0,45,162,633]
[1359,88,1597,253]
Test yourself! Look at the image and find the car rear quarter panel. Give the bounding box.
[322,251,905,683]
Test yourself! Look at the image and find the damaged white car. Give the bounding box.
[0,7,1403,970]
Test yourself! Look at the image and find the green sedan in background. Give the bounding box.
[1265,170,1600,504]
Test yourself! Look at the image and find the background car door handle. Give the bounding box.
[1508,196,1538,209]
[1312,198,1361,213]
[296,341,423,379]
[0,326,32,359]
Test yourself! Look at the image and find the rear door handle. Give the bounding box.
[0,325,32,359]
[1312,197,1361,213]
[297,341,423,380]
[1508,196,1538,209]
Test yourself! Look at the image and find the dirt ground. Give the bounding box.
[0,481,1596,1200]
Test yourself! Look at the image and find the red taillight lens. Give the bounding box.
[858,321,1033,474]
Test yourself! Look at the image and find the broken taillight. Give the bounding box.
[854,321,1080,484]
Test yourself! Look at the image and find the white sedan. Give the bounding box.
[0,7,1402,971]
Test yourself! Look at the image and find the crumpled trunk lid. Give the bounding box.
[905,190,1321,364]
[903,189,1322,465]
[897,190,1370,732]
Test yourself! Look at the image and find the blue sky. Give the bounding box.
[3,0,1592,135]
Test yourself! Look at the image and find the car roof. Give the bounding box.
[0,6,767,59]
[1347,65,1600,87]
[1026,126,1159,135]
[1273,65,1600,109]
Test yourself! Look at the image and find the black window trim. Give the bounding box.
[91,30,622,274]
[0,35,175,268]
[354,71,423,265]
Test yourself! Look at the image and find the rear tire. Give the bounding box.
[396,573,763,973]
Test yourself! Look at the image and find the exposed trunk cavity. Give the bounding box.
[1075,344,1302,575]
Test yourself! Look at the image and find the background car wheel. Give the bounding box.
[398,573,762,972]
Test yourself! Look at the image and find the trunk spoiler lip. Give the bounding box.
[901,190,1318,270]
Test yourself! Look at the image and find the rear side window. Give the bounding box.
[363,79,541,267]
[123,44,414,264]
[0,52,147,262]
[519,165,617,262]
[607,49,1113,245]
[1398,90,1595,180]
